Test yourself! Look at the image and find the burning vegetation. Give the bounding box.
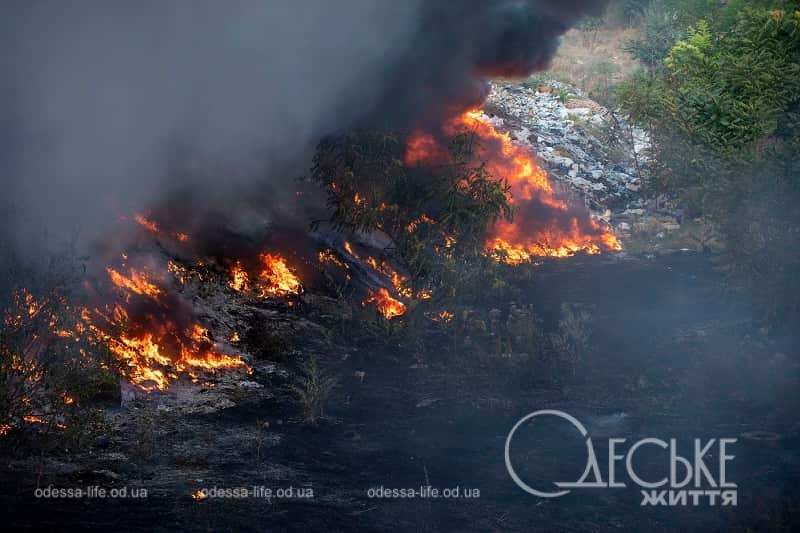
[405,109,621,263]
[364,288,407,320]
[81,259,248,392]
[228,253,303,299]
[311,103,622,311]
[1,101,623,407]
[2,0,622,411]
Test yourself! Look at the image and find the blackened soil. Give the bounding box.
[4,253,800,532]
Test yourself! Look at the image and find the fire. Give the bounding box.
[106,267,162,299]
[228,261,250,292]
[82,257,249,391]
[228,253,302,298]
[256,254,302,298]
[192,489,207,501]
[406,214,435,233]
[85,313,246,391]
[134,214,159,234]
[432,310,454,323]
[318,249,348,270]
[168,261,188,284]
[364,288,406,319]
[405,109,621,262]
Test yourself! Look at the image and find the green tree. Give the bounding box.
[618,3,800,325]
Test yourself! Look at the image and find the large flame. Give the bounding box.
[228,253,302,298]
[256,253,302,298]
[106,267,162,299]
[405,109,621,263]
[364,288,406,319]
[82,267,246,391]
[81,216,309,391]
[81,248,248,391]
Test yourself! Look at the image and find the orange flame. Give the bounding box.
[228,253,302,299]
[364,288,406,319]
[405,109,621,262]
[81,258,248,391]
[134,214,159,234]
[256,254,302,298]
[228,261,250,292]
[85,313,246,391]
[106,267,161,299]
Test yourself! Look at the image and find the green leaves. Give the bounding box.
[617,2,800,326]
[310,129,513,290]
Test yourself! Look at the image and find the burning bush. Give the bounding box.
[311,128,513,296]
[0,246,114,451]
[311,107,620,302]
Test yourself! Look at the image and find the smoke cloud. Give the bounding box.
[0,0,606,245]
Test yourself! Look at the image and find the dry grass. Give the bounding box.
[534,27,642,104]
[291,356,338,425]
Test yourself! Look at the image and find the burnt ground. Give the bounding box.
[3,252,800,532]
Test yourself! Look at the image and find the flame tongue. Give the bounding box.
[83,259,248,392]
[228,253,302,298]
[364,287,406,319]
[405,108,621,262]
[256,254,302,297]
[106,267,162,299]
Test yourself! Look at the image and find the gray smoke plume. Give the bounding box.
[0,0,606,246]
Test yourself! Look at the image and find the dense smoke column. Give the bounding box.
[0,0,606,245]
[367,0,609,130]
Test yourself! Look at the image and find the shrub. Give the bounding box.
[310,130,512,294]
[291,356,338,424]
[617,3,800,326]
[0,236,113,453]
[549,304,594,376]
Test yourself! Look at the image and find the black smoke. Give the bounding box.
[367,0,608,129]
[0,0,607,246]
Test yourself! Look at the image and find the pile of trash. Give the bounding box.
[486,80,693,250]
